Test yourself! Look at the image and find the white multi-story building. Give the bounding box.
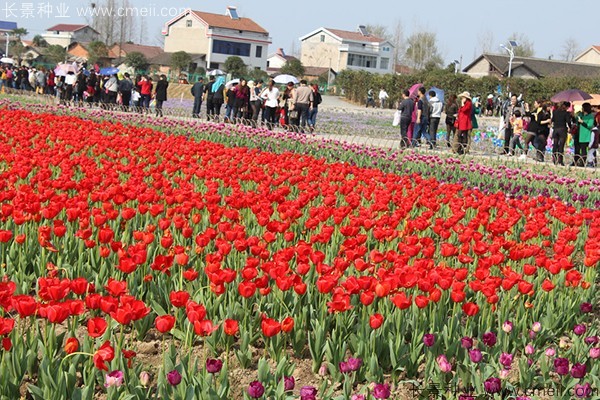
[162,7,271,71]
[300,26,394,75]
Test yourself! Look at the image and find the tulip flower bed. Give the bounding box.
[0,106,599,399]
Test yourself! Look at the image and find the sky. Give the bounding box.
[3,0,599,67]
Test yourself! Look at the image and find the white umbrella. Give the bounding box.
[54,63,77,76]
[208,69,225,76]
[273,74,299,84]
[0,57,14,64]
[225,78,240,88]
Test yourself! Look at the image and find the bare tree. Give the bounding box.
[390,19,405,66]
[404,31,443,71]
[365,24,390,40]
[89,0,136,46]
[560,38,580,62]
[477,30,495,54]
[507,33,535,57]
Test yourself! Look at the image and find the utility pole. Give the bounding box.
[5,33,9,57]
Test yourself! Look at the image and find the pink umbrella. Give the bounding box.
[409,83,424,98]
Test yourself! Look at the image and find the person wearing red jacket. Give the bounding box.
[137,75,152,112]
[456,91,473,155]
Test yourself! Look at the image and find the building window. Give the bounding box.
[347,53,378,68]
[212,39,251,57]
[210,62,219,69]
[255,45,262,58]
[186,20,192,27]
[320,34,325,42]
[382,46,391,52]
[380,58,389,70]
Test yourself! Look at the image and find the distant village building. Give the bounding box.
[463,53,600,79]
[42,24,100,48]
[299,26,395,75]
[575,46,600,65]
[266,48,297,73]
[162,6,271,71]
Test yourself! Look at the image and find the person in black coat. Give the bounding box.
[154,74,169,117]
[190,77,205,118]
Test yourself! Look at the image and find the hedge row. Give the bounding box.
[335,69,600,107]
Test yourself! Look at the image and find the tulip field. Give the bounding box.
[0,100,599,399]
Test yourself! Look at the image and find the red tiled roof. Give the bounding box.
[325,28,385,43]
[47,24,90,32]
[191,10,268,34]
[593,45,600,52]
[111,43,164,60]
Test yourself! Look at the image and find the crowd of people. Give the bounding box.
[395,86,600,166]
[190,76,323,132]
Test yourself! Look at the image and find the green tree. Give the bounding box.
[223,56,246,78]
[279,59,305,77]
[8,28,28,63]
[405,31,443,71]
[170,51,192,72]
[87,41,109,65]
[246,68,269,83]
[45,45,67,65]
[32,35,48,47]
[124,51,148,71]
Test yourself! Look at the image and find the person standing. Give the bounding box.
[260,79,279,128]
[445,94,458,149]
[398,89,414,148]
[551,102,571,166]
[118,72,133,111]
[379,88,389,108]
[105,73,119,105]
[456,91,473,155]
[137,75,152,112]
[204,76,215,119]
[154,74,168,117]
[308,84,322,133]
[503,95,524,154]
[413,87,431,148]
[428,90,443,148]
[573,102,594,167]
[209,76,225,120]
[35,68,46,95]
[294,79,314,132]
[249,80,263,125]
[366,88,375,108]
[225,82,238,122]
[233,78,250,122]
[191,77,205,118]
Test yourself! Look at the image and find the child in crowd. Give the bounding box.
[508,109,524,156]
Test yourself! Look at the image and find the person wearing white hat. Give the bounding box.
[456,91,473,154]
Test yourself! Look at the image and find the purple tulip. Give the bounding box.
[423,333,435,347]
[347,357,362,372]
[468,349,482,363]
[458,395,476,400]
[283,376,295,391]
[584,336,599,345]
[590,348,600,359]
[571,363,587,379]
[460,336,473,349]
[482,332,497,347]
[166,370,181,386]
[545,347,556,357]
[205,358,223,374]
[574,324,587,336]
[580,303,593,313]
[339,361,351,374]
[484,377,501,394]
[502,320,513,333]
[554,357,570,376]
[436,355,452,373]
[248,381,265,398]
[574,383,593,398]
[372,383,391,399]
[499,352,513,369]
[104,370,124,388]
[300,386,317,400]
[351,395,366,400]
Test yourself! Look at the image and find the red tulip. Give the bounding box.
[64,337,79,354]
[87,317,108,338]
[281,317,294,333]
[369,313,384,329]
[169,290,190,308]
[223,319,239,336]
[155,315,176,333]
[462,302,480,316]
[261,317,281,337]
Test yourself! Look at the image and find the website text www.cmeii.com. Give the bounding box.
[2,2,189,20]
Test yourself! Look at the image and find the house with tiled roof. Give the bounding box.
[110,43,164,63]
[299,26,395,75]
[266,48,297,72]
[574,46,600,65]
[42,24,99,48]
[463,53,600,79]
[162,6,271,71]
